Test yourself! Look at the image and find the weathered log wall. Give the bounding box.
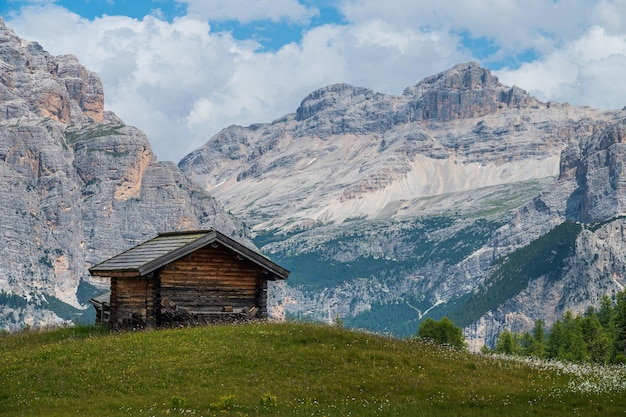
[159,244,267,317]
[110,276,156,327]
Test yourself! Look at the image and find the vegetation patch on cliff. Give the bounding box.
[450,221,582,327]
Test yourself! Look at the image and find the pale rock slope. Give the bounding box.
[181,63,614,231]
[466,119,626,346]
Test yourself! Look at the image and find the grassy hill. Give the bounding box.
[1,322,625,416]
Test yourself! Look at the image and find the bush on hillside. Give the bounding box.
[417,316,465,350]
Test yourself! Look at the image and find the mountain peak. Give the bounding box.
[405,62,499,95]
[403,62,539,122]
[295,83,375,121]
[293,63,540,126]
[0,17,104,124]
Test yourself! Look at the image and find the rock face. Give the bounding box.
[0,23,104,124]
[567,123,626,222]
[403,62,537,122]
[463,119,626,347]
[0,19,244,330]
[181,62,614,233]
[180,62,626,344]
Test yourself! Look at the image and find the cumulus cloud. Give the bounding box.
[4,0,626,162]
[497,27,626,110]
[341,1,569,52]
[339,0,626,58]
[4,3,468,161]
[181,0,318,23]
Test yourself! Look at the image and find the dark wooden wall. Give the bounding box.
[110,276,156,327]
[159,244,268,317]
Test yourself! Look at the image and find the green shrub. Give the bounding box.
[211,394,235,410]
[260,393,277,408]
[417,316,465,350]
[170,394,186,410]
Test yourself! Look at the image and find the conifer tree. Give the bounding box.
[530,319,546,358]
[581,308,612,363]
[490,289,626,364]
[597,294,615,329]
[547,311,588,362]
[613,291,626,362]
[495,330,517,355]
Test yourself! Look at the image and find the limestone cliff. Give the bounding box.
[463,119,626,347]
[181,63,617,233]
[0,18,244,330]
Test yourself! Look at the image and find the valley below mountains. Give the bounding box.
[1,17,626,348]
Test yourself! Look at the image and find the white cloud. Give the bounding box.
[177,21,469,151]
[180,0,318,23]
[497,27,626,110]
[4,3,468,161]
[4,0,626,162]
[7,6,255,160]
[339,0,626,56]
[592,0,626,33]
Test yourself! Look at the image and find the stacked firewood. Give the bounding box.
[158,297,260,327]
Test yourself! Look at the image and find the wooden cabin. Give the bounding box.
[88,229,289,328]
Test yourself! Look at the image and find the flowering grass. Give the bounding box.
[0,322,624,416]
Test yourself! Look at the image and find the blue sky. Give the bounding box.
[1,0,626,161]
[2,0,187,22]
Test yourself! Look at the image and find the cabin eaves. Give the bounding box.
[89,229,289,280]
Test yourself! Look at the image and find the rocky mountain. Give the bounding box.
[180,63,612,232]
[465,118,626,346]
[3,13,626,348]
[0,18,245,330]
[180,62,626,346]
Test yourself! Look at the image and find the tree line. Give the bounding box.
[416,289,626,364]
[489,291,626,364]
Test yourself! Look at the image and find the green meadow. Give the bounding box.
[1,322,624,416]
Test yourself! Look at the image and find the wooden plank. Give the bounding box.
[160,277,259,284]
[160,278,258,287]
[159,279,258,288]
[160,292,254,301]
[163,265,259,272]
[160,292,256,301]
[160,269,259,277]
[162,268,261,276]
[160,286,256,293]
[161,268,259,281]
[162,294,256,306]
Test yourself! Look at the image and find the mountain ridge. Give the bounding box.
[179,62,626,345]
[180,62,620,232]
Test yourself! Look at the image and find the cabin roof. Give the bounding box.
[88,229,289,280]
[88,291,110,307]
